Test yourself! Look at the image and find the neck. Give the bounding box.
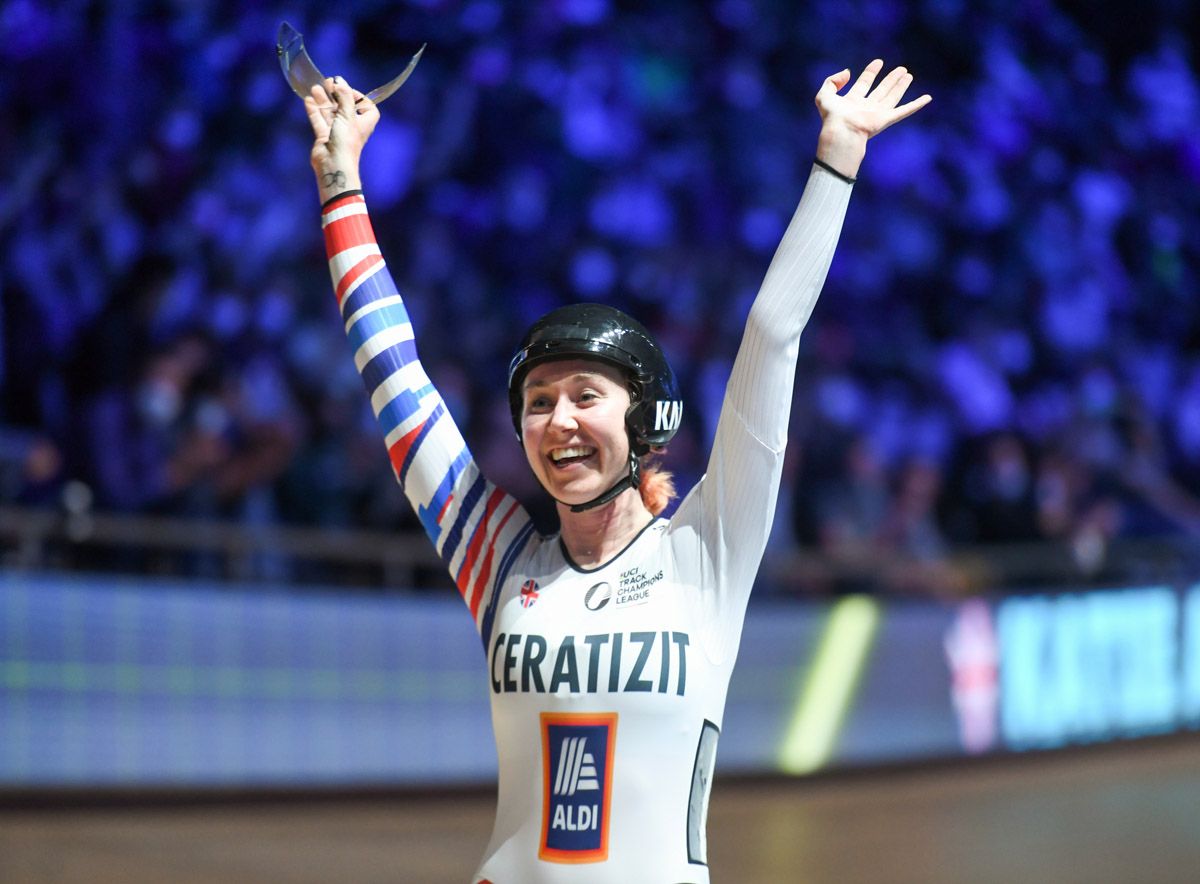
[558,487,654,569]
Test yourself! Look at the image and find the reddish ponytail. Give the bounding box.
[638,460,676,516]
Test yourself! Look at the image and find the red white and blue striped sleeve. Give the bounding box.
[322,191,536,639]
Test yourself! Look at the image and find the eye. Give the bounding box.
[577,388,607,406]
[526,394,551,412]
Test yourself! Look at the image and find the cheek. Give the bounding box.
[601,408,630,455]
[521,418,543,462]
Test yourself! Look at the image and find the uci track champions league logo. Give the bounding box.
[539,713,617,863]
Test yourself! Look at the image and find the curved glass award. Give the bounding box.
[276,21,425,104]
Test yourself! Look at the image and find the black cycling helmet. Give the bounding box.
[507,303,683,512]
[507,303,683,454]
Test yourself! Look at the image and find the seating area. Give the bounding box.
[2,1,1198,594]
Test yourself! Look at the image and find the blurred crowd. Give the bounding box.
[1,0,1198,593]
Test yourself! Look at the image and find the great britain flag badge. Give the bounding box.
[520,578,540,608]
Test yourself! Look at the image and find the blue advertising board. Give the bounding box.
[2,572,1197,787]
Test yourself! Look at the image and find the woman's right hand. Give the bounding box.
[305,76,380,202]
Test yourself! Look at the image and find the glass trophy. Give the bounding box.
[276,21,425,104]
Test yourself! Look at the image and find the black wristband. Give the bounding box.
[321,188,365,210]
[813,158,856,185]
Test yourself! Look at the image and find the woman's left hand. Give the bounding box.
[814,60,931,180]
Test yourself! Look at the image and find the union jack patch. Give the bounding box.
[520,578,540,608]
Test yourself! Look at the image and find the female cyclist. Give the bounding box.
[304,59,928,883]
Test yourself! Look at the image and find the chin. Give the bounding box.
[544,473,609,508]
[550,484,600,508]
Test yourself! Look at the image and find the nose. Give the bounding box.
[548,396,578,433]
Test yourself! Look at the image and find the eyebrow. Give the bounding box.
[523,372,608,392]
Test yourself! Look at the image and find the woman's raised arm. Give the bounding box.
[684,61,930,651]
[302,76,535,635]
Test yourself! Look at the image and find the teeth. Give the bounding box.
[551,447,594,462]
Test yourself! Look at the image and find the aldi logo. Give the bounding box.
[539,712,617,863]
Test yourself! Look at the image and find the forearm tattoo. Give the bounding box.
[322,170,347,189]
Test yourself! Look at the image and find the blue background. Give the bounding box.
[2,1,1198,579]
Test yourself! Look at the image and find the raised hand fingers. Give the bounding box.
[352,90,380,127]
[886,92,933,127]
[327,76,357,119]
[324,77,380,122]
[814,68,850,111]
[870,92,933,139]
[309,83,333,109]
[822,68,852,93]
[847,59,884,98]
[305,84,334,138]
[872,66,911,106]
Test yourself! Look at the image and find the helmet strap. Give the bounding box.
[567,448,642,514]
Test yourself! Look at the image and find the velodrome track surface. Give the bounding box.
[3,737,1198,883]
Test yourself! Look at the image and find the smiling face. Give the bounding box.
[520,358,633,507]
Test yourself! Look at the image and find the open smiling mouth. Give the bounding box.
[550,446,596,468]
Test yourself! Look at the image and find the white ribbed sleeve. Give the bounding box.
[673,164,852,660]
[725,164,853,450]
